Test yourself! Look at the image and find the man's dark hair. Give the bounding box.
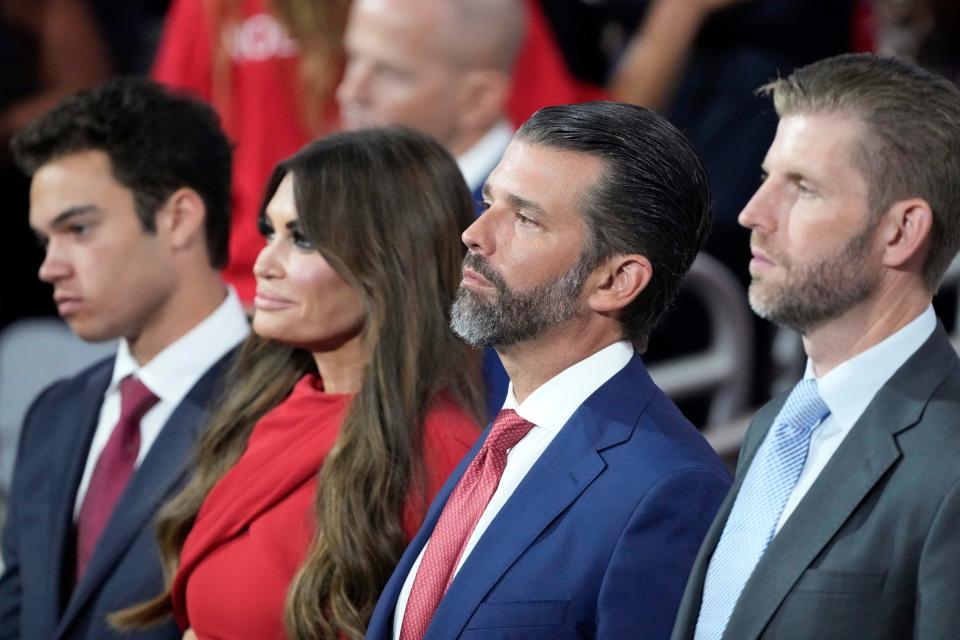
[11,76,233,268]
[517,101,711,351]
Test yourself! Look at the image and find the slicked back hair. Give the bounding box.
[760,53,960,292]
[11,76,233,268]
[517,101,712,351]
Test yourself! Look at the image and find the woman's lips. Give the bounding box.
[254,289,295,310]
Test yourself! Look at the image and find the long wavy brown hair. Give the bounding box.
[113,127,484,638]
[207,0,350,135]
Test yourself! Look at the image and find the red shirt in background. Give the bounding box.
[153,0,597,304]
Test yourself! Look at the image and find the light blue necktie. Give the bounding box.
[694,378,830,640]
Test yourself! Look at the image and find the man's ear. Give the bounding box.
[156,187,207,253]
[455,68,511,135]
[587,254,653,313]
[879,197,933,272]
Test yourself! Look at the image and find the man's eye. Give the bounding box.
[69,223,91,237]
[516,212,536,226]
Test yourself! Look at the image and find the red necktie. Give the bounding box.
[75,375,159,580]
[400,409,534,640]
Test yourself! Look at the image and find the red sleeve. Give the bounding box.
[151,0,214,101]
[401,402,480,539]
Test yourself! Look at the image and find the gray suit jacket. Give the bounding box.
[672,324,960,640]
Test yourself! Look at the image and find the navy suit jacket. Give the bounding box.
[0,350,235,640]
[367,354,731,639]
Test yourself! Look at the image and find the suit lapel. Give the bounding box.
[671,395,785,640]
[424,355,652,640]
[722,326,957,640]
[58,352,233,634]
[45,362,112,618]
[367,434,487,639]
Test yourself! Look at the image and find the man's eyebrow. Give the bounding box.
[506,193,546,216]
[49,205,100,228]
[481,183,547,216]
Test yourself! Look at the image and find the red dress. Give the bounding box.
[169,374,478,639]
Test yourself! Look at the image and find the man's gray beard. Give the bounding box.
[749,225,879,335]
[450,254,593,348]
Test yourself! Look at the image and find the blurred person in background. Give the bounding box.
[337,0,526,417]
[0,0,112,330]
[153,0,350,304]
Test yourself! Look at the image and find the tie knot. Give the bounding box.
[118,376,160,424]
[485,409,534,455]
[775,378,830,437]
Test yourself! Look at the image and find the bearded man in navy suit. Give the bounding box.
[0,78,248,640]
[366,101,732,640]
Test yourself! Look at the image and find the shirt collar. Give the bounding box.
[110,287,249,403]
[457,120,514,192]
[502,341,634,433]
[804,304,937,430]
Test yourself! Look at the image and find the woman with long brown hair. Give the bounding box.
[115,126,484,639]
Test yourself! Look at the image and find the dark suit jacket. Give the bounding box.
[0,350,235,640]
[672,325,960,640]
[367,354,731,640]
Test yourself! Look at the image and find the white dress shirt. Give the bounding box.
[392,341,634,639]
[73,287,249,517]
[457,120,514,193]
[774,305,937,534]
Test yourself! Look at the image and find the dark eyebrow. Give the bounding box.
[49,205,100,228]
[481,183,547,217]
[506,193,546,217]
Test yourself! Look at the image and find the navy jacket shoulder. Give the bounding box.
[368,353,731,640]
[0,349,235,640]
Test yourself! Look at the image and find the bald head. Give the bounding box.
[337,0,525,155]
[443,0,525,72]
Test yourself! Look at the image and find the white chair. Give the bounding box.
[648,252,754,430]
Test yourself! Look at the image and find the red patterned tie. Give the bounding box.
[400,409,534,640]
[75,376,159,580]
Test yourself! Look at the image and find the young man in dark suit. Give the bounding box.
[0,78,248,640]
[672,53,960,640]
[366,101,731,640]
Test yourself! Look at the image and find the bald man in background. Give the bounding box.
[337,0,525,415]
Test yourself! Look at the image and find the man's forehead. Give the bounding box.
[490,140,604,184]
[769,112,865,169]
[349,0,450,42]
[485,140,605,213]
[29,150,125,226]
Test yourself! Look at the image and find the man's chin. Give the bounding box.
[450,297,499,348]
